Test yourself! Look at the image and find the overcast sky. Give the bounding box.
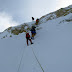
[0,0,72,32]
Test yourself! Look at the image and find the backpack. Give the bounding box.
[26,33,30,38]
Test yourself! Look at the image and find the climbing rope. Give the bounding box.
[17,42,44,72]
[31,46,44,72]
[17,43,26,72]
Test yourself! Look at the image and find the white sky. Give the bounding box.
[0,0,72,32]
[56,0,72,10]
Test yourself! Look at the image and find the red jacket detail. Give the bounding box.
[26,33,30,38]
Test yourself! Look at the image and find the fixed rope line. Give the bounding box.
[17,43,26,72]
[31,46,44,72]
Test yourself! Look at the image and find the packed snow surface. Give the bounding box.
[0,13,72,72]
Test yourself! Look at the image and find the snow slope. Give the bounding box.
[39,5,72,24]
[0,5,72,72]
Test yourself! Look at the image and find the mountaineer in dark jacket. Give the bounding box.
[32,17,34,21]
[30,26,36,39]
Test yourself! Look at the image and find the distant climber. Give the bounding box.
[30,26,36,39]
[26,32,33,46]
[32,17,34,21]
[35,18,39,25]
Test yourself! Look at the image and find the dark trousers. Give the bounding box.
[26,37,32,45]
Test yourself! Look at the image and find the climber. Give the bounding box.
[32,17,34,21]
[35,18,39,25]
[30,26,36,39]
[26,32,33,46]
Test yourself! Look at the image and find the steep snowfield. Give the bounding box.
[0,12,72,72]
[39,5,72,24]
